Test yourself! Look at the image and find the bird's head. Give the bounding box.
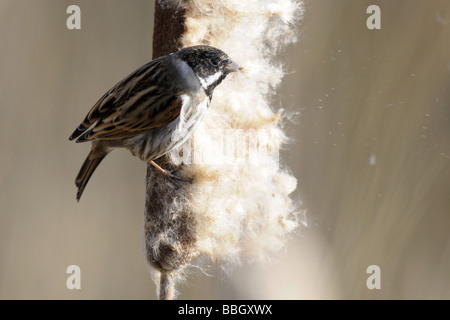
[175,45,241,97]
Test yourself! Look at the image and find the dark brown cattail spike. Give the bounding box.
[146,0,192,300]
[144,159,198,299]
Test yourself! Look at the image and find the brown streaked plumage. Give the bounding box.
[70,45,240,201]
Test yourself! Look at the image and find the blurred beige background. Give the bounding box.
[0,0,449,299]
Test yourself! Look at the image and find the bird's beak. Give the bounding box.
[226,60,242,73]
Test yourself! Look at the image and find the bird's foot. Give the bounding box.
[149,160,193,183]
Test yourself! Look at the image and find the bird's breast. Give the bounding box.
[126,90,209,162]
[169,91,209,149]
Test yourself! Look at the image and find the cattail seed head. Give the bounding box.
[145,0,303,293]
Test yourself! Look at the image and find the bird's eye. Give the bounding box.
[217,59,228,68]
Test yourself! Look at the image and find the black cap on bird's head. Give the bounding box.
[175,45,240,97]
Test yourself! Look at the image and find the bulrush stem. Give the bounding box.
[159,272,174,300]
[146,0,193,300]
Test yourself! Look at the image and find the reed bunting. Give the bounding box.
[70,45,240,201]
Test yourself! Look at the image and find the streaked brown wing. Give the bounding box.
[84,95,183,141]
[69,56,176,142]
[68,90,118,141]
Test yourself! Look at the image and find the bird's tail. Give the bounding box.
[75,149,107,201]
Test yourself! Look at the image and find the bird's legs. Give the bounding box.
[149,160,170,175]
[149,160,192,182]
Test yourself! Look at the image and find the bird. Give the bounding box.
[69,45,240,201]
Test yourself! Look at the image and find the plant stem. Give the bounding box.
[148,0,186,300]
[159,271,174,300]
